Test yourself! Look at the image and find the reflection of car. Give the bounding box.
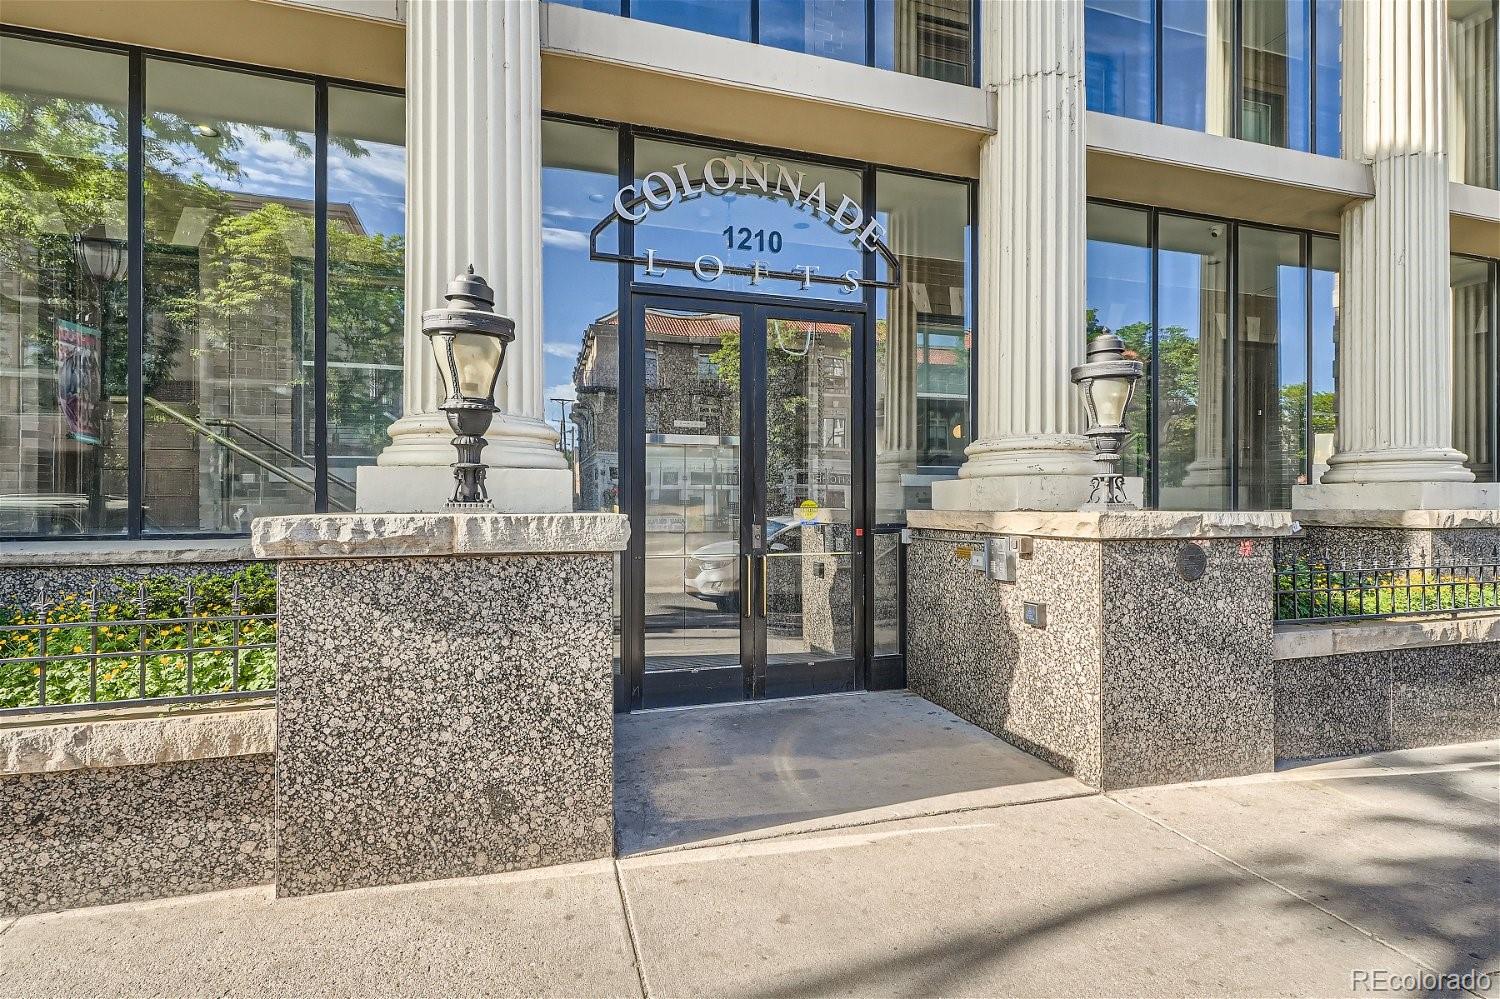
[683,517,798,611]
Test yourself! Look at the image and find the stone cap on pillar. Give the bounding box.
[906,508,1294,541]
[251,512,629,560]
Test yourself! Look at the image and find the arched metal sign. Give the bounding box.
[589,153,902,293]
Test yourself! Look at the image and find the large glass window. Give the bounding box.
[873,170,972,522]
[1452,255,1497,482]
[0,38,129,537]
[875,0,974,85]
[144,60,317,533]
[1087,0,1340,156]
[1085,202,1151,481]
[1087,202,1341,509]
[1084,0,1156,121]
[0,33,403,539]
[326,89,405,503]
[1448,1,1498,190]
[1308,235,1337,480]
[1157,214,1230,509]
[762,0,866,63]
[1234,226,1305,510]
[554,0,975,85]
[542,119,621,516]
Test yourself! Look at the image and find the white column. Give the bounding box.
[1296,0,1493,512]
[357,0,571,513]
[933,0,1125,512]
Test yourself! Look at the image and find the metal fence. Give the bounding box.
[1274,549,1500,623]
[0,571,276,716]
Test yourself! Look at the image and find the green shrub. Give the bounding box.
[1275,561,1500,621]
[0,563,276,710]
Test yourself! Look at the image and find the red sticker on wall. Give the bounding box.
[1239,539,1254,557]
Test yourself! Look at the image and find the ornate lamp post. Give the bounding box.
[422,267,514,508]
[1070,331,1143,507]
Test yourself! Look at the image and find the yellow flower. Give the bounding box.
[72,645,83,654]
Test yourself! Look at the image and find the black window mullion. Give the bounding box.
[749,0,760,44]
[865,0,877,68]
[1148,206,1161,509]
[1226,221,1240,509]
[1303,231,1314,490]
[618,124,643,711]
[1307,0,1317,155]
[314,82,330,512]
[127,49,145,538]
[1231,0,1244,140]
[1154,0,1164,124]
[1492,259,1500,483]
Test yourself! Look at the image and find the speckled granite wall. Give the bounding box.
[906,531,1104,784]
[906,529,1277,790]
[274,553,615,898]
[1277,644,1500,760]
[1099,539,1276,787]
[0,755,274,916]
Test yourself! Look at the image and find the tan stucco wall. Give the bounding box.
[0,0,403,87]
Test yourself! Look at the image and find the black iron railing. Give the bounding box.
[0,564,276,715]
[1274,549,1500,623]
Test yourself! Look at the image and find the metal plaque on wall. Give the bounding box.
[1176,541,1208,581]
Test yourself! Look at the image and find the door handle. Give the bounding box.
[760,554,769,618]
[742,554,752,619]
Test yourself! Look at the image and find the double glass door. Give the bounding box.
[631,294,861,708]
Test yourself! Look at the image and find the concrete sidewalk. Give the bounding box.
[3,741,1496,998]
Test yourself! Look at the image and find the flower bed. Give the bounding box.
[0,563,276,711]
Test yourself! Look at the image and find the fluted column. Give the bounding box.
[933,0,1114,512]
[1297,0,1492,511]
[358,0,570,512]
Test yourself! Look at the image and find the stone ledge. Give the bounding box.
[0,538,256,569]
[252,512,630,560]
[1,701,274,776]
[1290,508,1500,530]
[1273,611,1500,661]
[907,508,1294,540]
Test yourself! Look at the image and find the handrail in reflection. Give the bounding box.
[112,394,351,512]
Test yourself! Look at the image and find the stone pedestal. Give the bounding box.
[251,512,628,897]
[904,509,1292,789]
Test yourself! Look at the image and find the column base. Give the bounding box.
[1293,480,1499,513]
[375,412,568,470]
[356,464,573,514]
[932,473,1143,512]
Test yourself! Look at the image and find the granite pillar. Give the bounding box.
[252,512,627,897]
[904,509,1292,789]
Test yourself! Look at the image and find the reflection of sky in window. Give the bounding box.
[151,123,315,201]
[1158,249,1219,338]
[632,0,750,39]
[328,141,405,237]
[541,161,617,405]
[1276,265,1308,385]
[1085,0,1155,120]
[1310,266,1337,393]
[759,0,865,63]
[1086,238,1150,332]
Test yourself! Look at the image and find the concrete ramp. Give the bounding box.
[614,690,1093,854]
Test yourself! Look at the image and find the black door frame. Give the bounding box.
[621,284,873,711]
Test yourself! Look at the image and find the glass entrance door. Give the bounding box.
[631,295,861,708]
